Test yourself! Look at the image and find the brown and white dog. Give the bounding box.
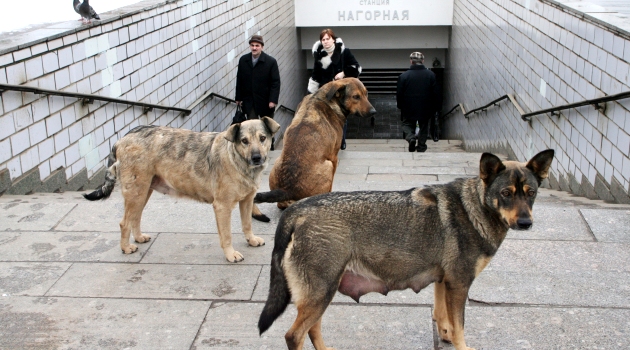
[252,78,376,220]
[83,118,280,262]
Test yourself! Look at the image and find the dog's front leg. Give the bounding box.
[433,280,454,343]
[213,202,244,262]
[444,281,474,350]
[239,193,265,247]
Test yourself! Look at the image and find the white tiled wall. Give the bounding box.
[0,0,304,185]
[443,0,630,201]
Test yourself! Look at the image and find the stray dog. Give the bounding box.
[83,118,280,262]
[258,149,554,349]
[251,78,376,220]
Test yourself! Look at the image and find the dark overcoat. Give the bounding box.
[396,65,439,123]
[235,51,281,117]
[308,38,361,94]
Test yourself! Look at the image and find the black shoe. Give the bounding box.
[416,145,427,152]
[407,137,416,152]
[270,137,275,151]
[340,140,346,150]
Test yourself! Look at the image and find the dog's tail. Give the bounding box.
[252,189,294,222]
[254,189,293,204]
[258,211,295,335]
[82,145,118,201]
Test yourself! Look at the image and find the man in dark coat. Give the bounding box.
[235,35,281,120]
[396,52,439,152]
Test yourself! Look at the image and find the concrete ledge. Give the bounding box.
[580,174,598,199]
[87,167,107,189]
[569,173,583,197]
[40,168,67,193]
[0,169,10,194]
[548,172,560,191]
[611,177,630,204]
[5,168,41,195]
[594,175,617,203]
[0,165,109,196]
[65,169,88,192]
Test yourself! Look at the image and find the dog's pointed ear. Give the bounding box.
[261,116,281,135]
[224,123,240,143]
[326,81,347,101]
[526,149,555,185]
[479,152,506,185]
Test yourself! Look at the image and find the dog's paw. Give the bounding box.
[437,327,453,343]
[246,236,265,247]
[224,249,244,263]
[252,213,270,222]
[134,234,151,243]
[121,244,138,254]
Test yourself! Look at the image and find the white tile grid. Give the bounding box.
[13,47,31,62]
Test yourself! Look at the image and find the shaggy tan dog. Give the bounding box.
[83,118,280,262]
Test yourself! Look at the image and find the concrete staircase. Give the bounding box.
[1,139,629,349]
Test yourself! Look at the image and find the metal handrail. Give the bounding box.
[521,90,630,120]
[0,83,298,120]
[0,83,191,115]
[463,95,510,117]
[442,91,630,121]
[196,91,295,114]
[442,103,467,119]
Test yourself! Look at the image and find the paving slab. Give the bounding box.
[0,296,210,349]
[471,270,630,308]
[339,158,403,167]
[580,208,630,242]
[507,205,594,241]
[489,240,630,273]
[141,233,274,265]
[0,262,70,296]
[0,202,77,231]
[0,193,87,204]
[439,306,630,349]
[403,159,472,167]
[370,166,468,175]
[0,231,151,262]
[470,240,630,307]
[193,302,435,349]
[412,152,488,161]
[337,165,370,175]
[57,193,282,235]
[338,151,413,160]
[343,143,407,152]
[47,263,262,300]
[437,174,475,181]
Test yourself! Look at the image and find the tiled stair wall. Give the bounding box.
[443,0,630,203]
[0,0,305,195]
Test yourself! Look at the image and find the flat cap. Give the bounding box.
[410,52,424,60]
[249,35,264,46]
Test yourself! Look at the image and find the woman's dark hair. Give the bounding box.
[319,28,337,41]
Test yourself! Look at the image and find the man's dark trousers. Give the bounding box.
[402,117,429,152]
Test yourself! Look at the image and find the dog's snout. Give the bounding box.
[368,107,376,116]
[251,153,262,164]
[516,218,532,230]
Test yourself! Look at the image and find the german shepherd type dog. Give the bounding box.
[83,118,280,262]
[252,78,376,220]
[259,149,555,350]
